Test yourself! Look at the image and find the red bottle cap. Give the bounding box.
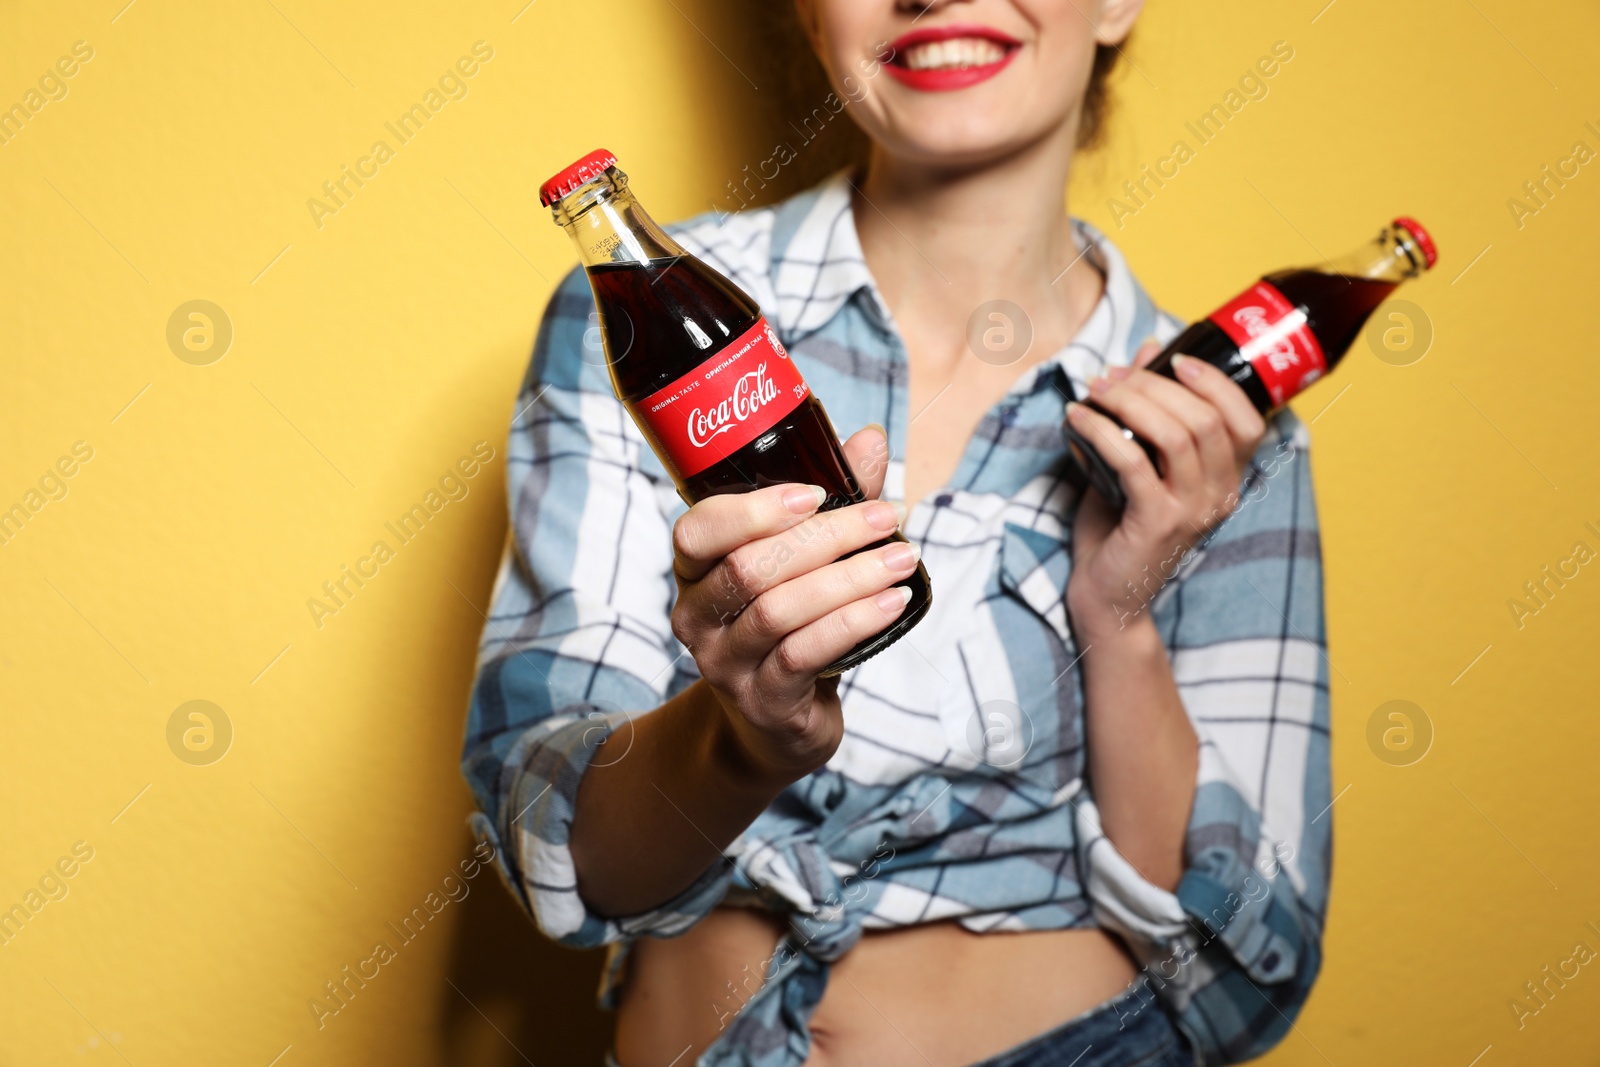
[1392,217,1437,270]
[540,149,618,207]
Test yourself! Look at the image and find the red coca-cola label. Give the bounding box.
[1208,281,1326,406]
[634,318,810,478]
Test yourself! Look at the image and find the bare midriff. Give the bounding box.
[611,905,1139,1067]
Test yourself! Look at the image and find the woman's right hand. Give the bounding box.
[668,426,918,789]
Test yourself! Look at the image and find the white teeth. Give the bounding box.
[901,38,1007,71]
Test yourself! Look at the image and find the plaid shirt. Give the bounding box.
[463,173,1331,1066]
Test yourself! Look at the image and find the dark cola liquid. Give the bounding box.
[587,255,932,675]
[1142,271,1397,404]
[1067,271,1396,507]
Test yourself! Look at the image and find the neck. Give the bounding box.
[851,127,1102,371]
[852,127,1092,318]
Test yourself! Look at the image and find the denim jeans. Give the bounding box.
[965,981,1192,1067]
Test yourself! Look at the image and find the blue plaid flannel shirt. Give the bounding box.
[462,173,1332,1066]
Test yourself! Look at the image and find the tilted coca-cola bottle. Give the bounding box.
[540,149,932,674]
[1066,217,1439,509]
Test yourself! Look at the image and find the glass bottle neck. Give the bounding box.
[553,176,1426,287]
[551,169,685,268]
[1316,223,1429,282]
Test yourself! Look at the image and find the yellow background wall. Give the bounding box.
[3,0,1597,1064]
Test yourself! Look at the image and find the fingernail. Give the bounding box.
[884,541,920,570]
[1066,401,1086,423]
[864,422,887,440]
[784,485,827,514]
[1107,365,1133,381]
[864,500,903,531]
[1172,354,1201,381]
[875,586,913,614]
[1088,376,1109,394]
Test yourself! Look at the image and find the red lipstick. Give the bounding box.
[882,24,1022,92]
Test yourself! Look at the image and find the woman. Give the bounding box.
[464,1,1330,1064]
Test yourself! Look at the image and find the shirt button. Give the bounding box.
[933,493,954,508]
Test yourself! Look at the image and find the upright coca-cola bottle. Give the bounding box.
[1066,217,1439,509]
[540,149,932,674]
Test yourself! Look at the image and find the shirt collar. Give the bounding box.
[765,171,1164,402]
[768,172,883,339]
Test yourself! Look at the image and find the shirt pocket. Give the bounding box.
[996,521,1075,649]
[979,521,1086,792]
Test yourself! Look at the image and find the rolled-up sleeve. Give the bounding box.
[1074,408,1332,1063]
[462,267,732,948]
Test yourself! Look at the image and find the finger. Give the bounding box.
[1132,339,1164,370]
[681,498,906,626]
[760,584,913,683]
[672,483,826,583]
[1114,369,1234,485]
[1086,372,1203,491]
[724,540,921,662]
[1170,355,1267,461]
[842,424,891,502]
[1065,401,1167,508]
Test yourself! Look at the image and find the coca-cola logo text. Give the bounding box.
[1232,304,1301,374]
[636,316,810,478]
[686,362,780,449]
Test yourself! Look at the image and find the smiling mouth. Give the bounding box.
[882,26,1021,91]
[895,37,1012,71]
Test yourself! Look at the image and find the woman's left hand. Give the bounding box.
[1064,340,1267,638]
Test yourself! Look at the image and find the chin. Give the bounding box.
[868,103,1073,171]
